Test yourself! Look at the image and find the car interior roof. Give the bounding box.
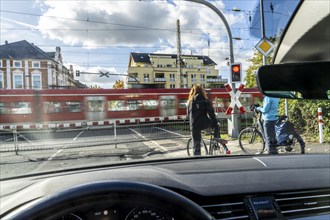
[274,0,330,64]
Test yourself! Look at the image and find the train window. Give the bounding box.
[44,102,62,113]
[0,102,10,114]
[66,102,82,112]
[127,100,142,111]
[87,100,104,112]
[108,100,127,111]
[12,102,32,114]
[179,99,187,109]
[143,100,158,110]
[161,99,175,109]
[216,98,230,109]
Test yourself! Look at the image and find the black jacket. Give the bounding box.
[188,94,217,130]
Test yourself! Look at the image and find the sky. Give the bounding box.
[0,0,294,88]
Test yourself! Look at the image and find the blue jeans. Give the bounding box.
[263,120,277,154]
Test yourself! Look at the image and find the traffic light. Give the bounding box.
[230,63,241,82]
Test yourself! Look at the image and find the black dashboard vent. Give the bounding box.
[275,188,330,219]
[201,199,249,220]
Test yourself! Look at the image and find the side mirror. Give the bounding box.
[256,61,330,100]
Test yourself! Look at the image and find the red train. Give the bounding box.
[0,88,262,125]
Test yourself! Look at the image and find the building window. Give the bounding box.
[13,61,22,68]
[32,61,40,68]
[0,72,3,89]
[32,74,42,89]
[169,74,175,82]
[191,74,197,83]
[200,74,205,82]
[143,74,150,82]
[0,61,2,68]
[14,74,23,89]
[170,84,175,89]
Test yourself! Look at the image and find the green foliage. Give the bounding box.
[244,44,329,142]
[278,99,330,142]
[244,50,272,88]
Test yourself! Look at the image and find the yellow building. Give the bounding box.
[127,52,227,89]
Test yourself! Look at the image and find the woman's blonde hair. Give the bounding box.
[187,84,208,105]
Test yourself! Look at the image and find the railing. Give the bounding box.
[0,119,234,154]
[207,78,228,83]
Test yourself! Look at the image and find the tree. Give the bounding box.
[113,80,124,89]
[90,84,102,89]
[244,50,272,88]
[244,43,329,142]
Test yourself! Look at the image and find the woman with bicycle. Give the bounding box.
[256,96,279,154]
[187,85,224,156]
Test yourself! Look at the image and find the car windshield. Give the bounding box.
[0,0,328,179]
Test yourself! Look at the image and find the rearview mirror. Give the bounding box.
[256,61,330,100]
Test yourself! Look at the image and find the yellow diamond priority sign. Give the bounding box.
[255,37,274,56]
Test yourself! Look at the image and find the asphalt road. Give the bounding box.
[1,125,329,179]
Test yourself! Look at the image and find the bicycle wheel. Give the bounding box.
[279,133,305,154]
[210,142,231,155]
[209,142,223,155]
[187,138,208,156]
[239,127,265,154]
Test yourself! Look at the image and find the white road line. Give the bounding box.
[154,127,186,137]
[73,128,88,141]
[129,128,168,152]
[48,128,87,161]
[47,149,64,161]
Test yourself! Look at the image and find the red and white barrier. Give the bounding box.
[0,115,188,130]
[318,107,323,143]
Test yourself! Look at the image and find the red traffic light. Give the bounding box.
[230,63,242,82]
[232,65,240,73]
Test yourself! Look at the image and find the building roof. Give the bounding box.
[0,40,52,60]
[130,52,217,65]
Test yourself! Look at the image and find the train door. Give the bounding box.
[85,96,106,121]
[160,96,177,116]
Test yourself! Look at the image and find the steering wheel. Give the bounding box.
[10,181,214,220]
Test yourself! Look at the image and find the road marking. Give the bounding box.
[154,127,186,137]
[129,128,168,152]
[47,149,65,161]
[73,127,89,141]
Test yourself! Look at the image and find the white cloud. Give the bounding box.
[1,0,259,85]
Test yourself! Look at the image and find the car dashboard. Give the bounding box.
[0,154,329,220]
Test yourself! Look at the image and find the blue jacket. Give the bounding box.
[256,96,279,121]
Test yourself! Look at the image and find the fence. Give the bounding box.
[0,118,252,154]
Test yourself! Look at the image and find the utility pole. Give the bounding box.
[176,19,184,88]
[259,0,289,116]
[260,0,267,65]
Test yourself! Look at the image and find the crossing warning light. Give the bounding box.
[230,63,241,82]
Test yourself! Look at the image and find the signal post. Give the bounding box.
[228,63,243,138]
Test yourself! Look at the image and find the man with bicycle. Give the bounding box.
[256,96,279,154]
